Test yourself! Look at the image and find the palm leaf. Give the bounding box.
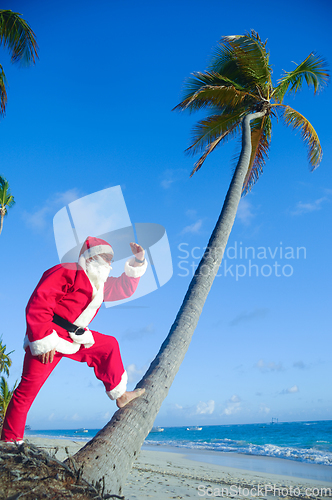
[173,72,257,113]
[209,31,272,97]
[242,115,271,194]
[0,10,38,65]
[279,105,322,169]
[273,53,329,103]
[0,177,15,211]
[190,121,241,176]
[0,63,7,116]
[186,110,243,157]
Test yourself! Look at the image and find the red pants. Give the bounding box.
[1,332,124,442]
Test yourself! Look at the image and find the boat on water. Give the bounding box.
[149,427,164,433]
[74,428,88,434]
[186,426,202,431]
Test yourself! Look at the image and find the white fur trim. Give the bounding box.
[23,331,83,355]
[124,257,148,278]
[73,286,104,327]
[55,336,81,354]
[82,245,113,260]
[26,330,59,356]
[69,327,95,348]
[106,371,128,400]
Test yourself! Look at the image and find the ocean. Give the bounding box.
[25,420,332,468]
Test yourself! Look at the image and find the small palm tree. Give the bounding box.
[0,9,38,115]
[0,176,15,236]
[0,337,13,376]
[0,376,17,428]
[72,32,328,495]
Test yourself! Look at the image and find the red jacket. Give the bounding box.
[24,258,147,356]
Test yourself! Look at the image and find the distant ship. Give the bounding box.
[186,426,202,431]
[74,428,88,434]
[149,427,164,433]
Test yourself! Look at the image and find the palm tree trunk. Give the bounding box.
[72,111,265,496]
[0,212,4,235]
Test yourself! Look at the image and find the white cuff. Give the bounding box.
[124,257,148,278]
[69,328,95,348]
[106,371,128,400]
[27,330,59,356]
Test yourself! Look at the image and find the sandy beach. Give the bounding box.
[24,436,332,499]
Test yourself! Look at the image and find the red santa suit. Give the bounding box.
[1,236,147,443]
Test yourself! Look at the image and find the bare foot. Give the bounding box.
[116,388,146,408]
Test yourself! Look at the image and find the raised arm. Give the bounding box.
[103,243,147,302]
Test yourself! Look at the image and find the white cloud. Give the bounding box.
[23,188,81,231]
[280,385,299,395]
[230,308,268,326]
[160,169,186,189]
[237,198,255,225]
[122,323,155,341]
[161,178,174,189]
[195,400,215,415]
[255,359,284,373]
[259,405,271,414]
[99,411,112,420]
[71,413,81,421]
[181,219,203,234]
[293,361,309,370]
[291,197,327,216]
[185,209,197,219]
[222,395,242,415]
[126,363,147,383]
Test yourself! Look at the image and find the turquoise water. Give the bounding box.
[25,420,332,467]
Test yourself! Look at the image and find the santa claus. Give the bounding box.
[1,236,147,443]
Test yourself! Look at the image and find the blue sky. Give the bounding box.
[1,0,331,430]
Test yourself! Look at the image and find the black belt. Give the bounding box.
[52,313,85,335]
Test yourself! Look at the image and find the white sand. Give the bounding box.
[26,436,332,499]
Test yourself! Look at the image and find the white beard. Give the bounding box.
[85,256,111,290]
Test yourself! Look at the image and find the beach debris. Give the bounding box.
[0,441,126,500]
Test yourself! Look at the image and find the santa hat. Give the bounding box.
[79,236,114,261]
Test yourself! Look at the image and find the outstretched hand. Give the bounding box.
[130,243,145,266]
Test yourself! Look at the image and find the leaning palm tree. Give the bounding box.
[73,31,328,496]
[0,176,15,236]
[0,9,38,115]
[0,376,17,429]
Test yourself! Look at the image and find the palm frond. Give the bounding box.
[186,110,243,157]
[0,376,8,399]
[174,72,257,113]
[273,53,329,103]
[242,115,271,194]
[0,339,12,377]
[0,63,7,116]
[279,105,322,169]
[0,10,38,65]
[209,30,272,97]
[0,177,15,209]
[190,121,241,176]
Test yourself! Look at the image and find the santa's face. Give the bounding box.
[85,254,112,288]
